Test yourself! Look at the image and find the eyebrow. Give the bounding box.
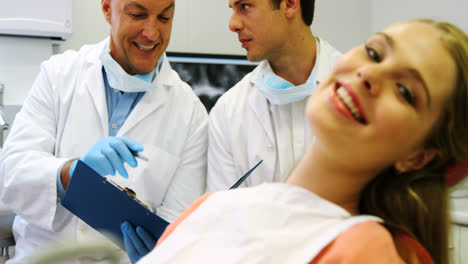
[161,3,175,13]
[376,32,432,108]
[125,2,147,11]
[125,2,174,13]
[229,0,245,8]
[407,68,431,107]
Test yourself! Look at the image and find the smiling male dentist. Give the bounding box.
[207,0,342,191]
[0,0,207,263]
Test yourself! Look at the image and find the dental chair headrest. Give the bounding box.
[446,155,468,187]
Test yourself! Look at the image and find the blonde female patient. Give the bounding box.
[125,19,468,264]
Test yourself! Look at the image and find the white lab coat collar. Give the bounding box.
[248,36,334,87]
[247,36,336,144]
[82,37,178,136]
[248,77,275,142]
[119,56,176,135]
[84,37,176,88]
[314,36,339,83]
[83,62,108,135]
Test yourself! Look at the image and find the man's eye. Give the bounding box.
[159,15,170,22]
[398,84,415,106]
[365,46,381,63]
[240,4,250,11]
[131,13,145,19]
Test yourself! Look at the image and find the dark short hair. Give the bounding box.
[270,0,315,26]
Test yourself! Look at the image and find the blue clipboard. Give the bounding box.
[61,160,169,249]
[61,159,263,249]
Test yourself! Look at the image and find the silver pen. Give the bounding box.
[130,150,149,162]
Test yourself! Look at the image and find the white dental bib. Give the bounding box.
[141,183,381,264]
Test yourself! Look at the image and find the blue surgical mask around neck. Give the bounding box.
[256,64,318,105]
[256,37,321,105]
[99,43,162,92]
[134,71,155,83]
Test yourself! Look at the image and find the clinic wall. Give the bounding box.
[57,0,371,55]
[55,0,110,54]
[56,0,241,55]
[56,0,468,55]
[312,0,371,53]
[0,36,53,143]
[369,0,468,34]
[0,37,53,105]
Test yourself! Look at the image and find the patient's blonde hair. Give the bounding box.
[359,19,468,264]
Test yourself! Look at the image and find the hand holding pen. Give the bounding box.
[69,136,147,179]
[130,149,149,162]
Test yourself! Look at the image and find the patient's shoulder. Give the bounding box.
[311,221,405,264]
[156,193,212,246]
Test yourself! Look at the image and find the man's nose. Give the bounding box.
[142,18,160,41]
[229,13,242,32]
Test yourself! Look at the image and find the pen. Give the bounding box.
[130,150,149,162]
[230,160,263,189]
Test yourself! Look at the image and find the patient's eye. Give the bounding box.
[365,45,381,63]
[397,84,415,106]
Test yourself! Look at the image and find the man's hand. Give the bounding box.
[121,221,157,264]
[71,136,143,178]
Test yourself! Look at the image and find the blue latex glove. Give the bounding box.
[121,221,156,264]
[70,136,143,178]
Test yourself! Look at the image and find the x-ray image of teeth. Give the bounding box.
[169,56,256,112]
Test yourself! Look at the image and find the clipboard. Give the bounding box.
[61,159,263,249]
[61,160,169,249]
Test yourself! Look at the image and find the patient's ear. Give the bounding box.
[394,149,440,173]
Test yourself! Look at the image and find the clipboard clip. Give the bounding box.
[106,179,153,212]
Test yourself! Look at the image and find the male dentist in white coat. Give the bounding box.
[0,0,207,263]
[207,0,342,191]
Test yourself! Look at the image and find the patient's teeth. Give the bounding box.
[337,87,362,121]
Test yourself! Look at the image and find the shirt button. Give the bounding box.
[267,145,275,152]
[112,124,117,129]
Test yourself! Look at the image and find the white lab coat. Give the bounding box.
[207,37,341,191]
[138,183,381,263]
[0,39,208,264]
